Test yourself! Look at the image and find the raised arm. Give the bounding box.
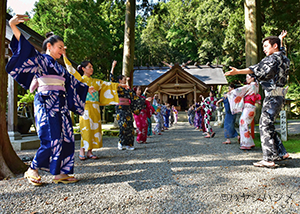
[278,30,287,48]
[110,60,117,75]
[9,15,30,41]
[224,66,253,76]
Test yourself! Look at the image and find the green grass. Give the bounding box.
[254,133,300,154]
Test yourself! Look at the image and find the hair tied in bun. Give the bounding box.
[77,65,82,71]
[45,32,54,38]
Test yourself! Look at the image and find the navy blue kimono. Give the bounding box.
[6,35,88,175]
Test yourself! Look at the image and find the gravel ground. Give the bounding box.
[1,122,300,214]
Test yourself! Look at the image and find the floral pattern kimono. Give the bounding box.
[227,82,261,148]
[153,104,162,134]
[163,108,170,128]
[147,104,156,136]
[160,104,167,130]
[134,97,152,142]
[64,56,119,151]
[193,103,202,129]
[6,35,88,175]
[110,74,145,147]
[172,107,178,124]
[201,96,218,134]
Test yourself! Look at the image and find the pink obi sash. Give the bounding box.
[244,94,261,105]
[30,75,65,92]
[118,98,130,105]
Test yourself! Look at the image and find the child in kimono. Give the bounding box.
[201,92,218,138]
[153,100,163,135]
[163,103,170,129]
[133,86,152,144]
[172,105,178,124]
[6,15,91,185]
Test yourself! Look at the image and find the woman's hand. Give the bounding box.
[88,86,97,97]
[119,83,129,89]
[9,15,30,41]
[9,14,30,26]
[111,60,117,74]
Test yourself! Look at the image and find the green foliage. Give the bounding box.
[286,83,300,115]
[23,0,300,88]
[27,0,126,80]
[254,133,300,154]
[17,90,35,105]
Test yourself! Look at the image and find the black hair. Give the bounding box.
[210,90,216,97]
[42,32,64,52]
[77,61,92,76]
[117,75,125,82]
[262,36,281,49]
[229,83,236,89]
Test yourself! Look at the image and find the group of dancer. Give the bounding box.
[6,14,291,187]
[6,14,180,186]
[187,30,290,168]
[152,95,178,135]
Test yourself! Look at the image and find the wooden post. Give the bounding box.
[122,0,136,88]
[193,85,197,103]
[280,110,288,141]
[245,0,262,139]
[7,75,22,140]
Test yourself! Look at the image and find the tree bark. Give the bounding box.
[244,0,262,126]
[0,1,28,179]
[122,0,136,88]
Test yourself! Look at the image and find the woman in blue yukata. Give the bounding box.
[6,15,91,185]
[216,83,240,144]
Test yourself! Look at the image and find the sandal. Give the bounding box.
[204,135,211,138]
[88,155,98,159]
[211,132,215,138]
[240,146,251,150]
[222,141,231,144]
[24,171,42,186]
[53,176,78,184]
[253,160,277,168]
[79,155,87,161]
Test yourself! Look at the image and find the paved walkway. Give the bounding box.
[1,122,300,213]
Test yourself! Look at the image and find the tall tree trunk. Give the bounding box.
[245,0,262,66]
[244,0,262,126]
[0,1,27,179]
[122,0,136,88]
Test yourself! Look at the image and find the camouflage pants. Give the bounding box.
[259,96,288,161]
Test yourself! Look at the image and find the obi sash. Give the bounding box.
[30,75,65,92]
[264,86,289,97]
[118,98,130,106]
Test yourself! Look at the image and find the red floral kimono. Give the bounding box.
[227,82,261,148]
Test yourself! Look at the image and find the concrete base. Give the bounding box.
[11,133,81,151]
[11,135,40,151]
[8,131,22,140]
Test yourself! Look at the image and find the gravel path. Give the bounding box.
[1,122,300,214]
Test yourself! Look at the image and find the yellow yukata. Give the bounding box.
[64,56,119,150]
